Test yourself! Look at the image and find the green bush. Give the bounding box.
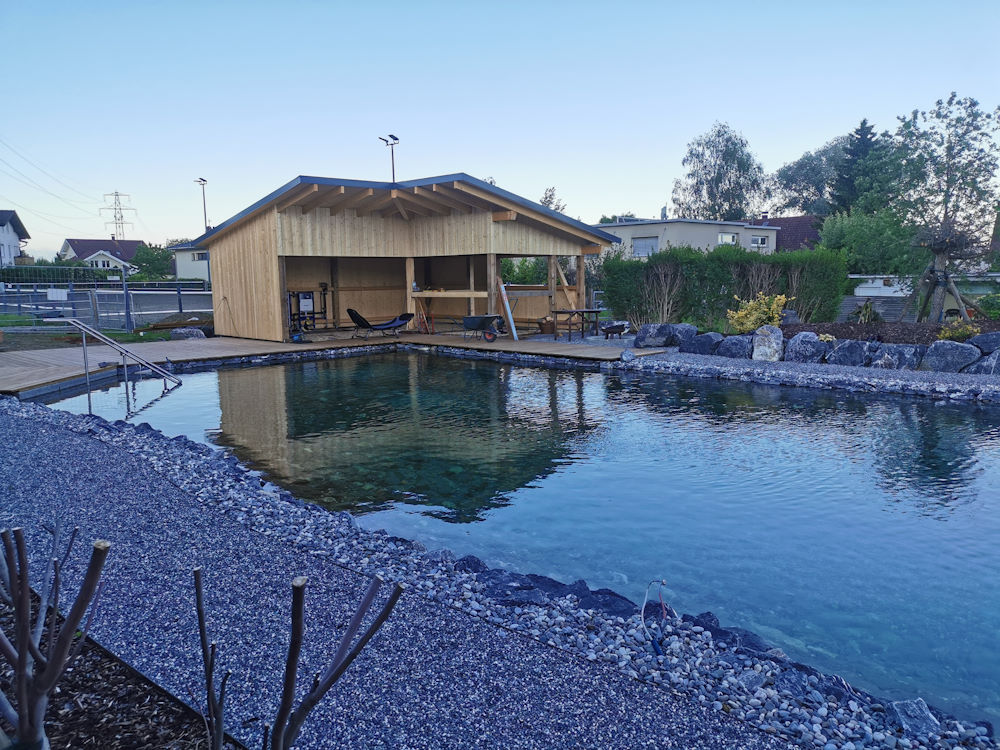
[600,245,846,328]
[976,293,1000,320]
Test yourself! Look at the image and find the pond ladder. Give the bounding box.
[66,318,182,417]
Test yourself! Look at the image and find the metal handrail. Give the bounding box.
[66,318,182,416]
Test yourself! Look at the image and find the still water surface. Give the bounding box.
[52,353,1000,724]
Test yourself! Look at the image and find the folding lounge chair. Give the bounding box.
[347,309,413,340]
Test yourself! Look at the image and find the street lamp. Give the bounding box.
[194,177,209,232]
[378,135,399,182]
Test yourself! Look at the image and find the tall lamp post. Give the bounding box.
[194,177,211,286]
[378,135,399,182]
[195,177,209,232]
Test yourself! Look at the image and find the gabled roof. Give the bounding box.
[0,210,29,240]
[171,174,617,250]
[764,215,821,251]
[62,238,145,262]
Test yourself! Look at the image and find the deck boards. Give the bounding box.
[0,333,654,396]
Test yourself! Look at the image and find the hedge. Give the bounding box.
[601,245,847,329]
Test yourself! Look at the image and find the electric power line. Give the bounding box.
[0,157,97,215]
[0,135,101,203]
[0,193,92,233]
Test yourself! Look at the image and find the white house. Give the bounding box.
[0,210,29,266]
[173,247,211,281]
[593,217,779,257]
[59,238,143,272]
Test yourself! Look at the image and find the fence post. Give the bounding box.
[16,284,21,315]
[122,272,134,333]
[90,290,100,328]
[177,282,184,314]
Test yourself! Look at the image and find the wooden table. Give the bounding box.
[552,309,601,341]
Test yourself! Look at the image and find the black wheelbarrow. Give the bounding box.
[463,314,507,343]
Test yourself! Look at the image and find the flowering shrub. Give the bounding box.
[938,320,980,342]
[726,292,791,334]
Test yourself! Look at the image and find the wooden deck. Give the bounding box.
[0,333,654,398]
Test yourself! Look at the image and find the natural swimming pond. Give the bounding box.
[51,351,1000,725]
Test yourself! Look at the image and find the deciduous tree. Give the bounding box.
[774,137,847,215]
[539,187,566,213]
[671,122,767,221]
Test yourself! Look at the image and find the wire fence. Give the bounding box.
[0,265,212,331]
[0,288,213,331]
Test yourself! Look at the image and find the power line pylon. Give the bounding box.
[100,191,136,239]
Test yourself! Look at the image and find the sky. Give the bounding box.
[4,0,999,258]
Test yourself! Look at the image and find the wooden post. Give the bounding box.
[330,258,340,328]
[547,255,557,318]
[486,253,497,315]
[404,257,415,327]
[467,256,475,316]
[577,251,587,309]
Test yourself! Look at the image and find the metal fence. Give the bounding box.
[0,265,212,331]
[0,288,213,331]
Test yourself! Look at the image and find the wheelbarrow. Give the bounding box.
[463,314,507,343]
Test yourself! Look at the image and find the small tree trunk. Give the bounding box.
[926,253,949,323]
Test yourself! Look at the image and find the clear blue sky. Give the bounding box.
[4,0,998,257]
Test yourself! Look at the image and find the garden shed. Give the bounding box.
[179,174,616,342]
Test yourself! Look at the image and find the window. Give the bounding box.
[750,235,768,249]
[632,236,659,257]
[194,252,208,261]
[718,232,739,245]
[101,260,110,268]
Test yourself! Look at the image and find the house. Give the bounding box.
[0,210,29,266]
[594,217,778,256]
[761,214,821,252]
[175,174,617,342]
[58,237,144,272]
[595,213,823,257]
[173,246,211,281]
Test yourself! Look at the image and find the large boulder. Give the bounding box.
[716,335,754,359]
[170,326,206,340]
[752,325,784,362]
[869,343,927,371]
[633,323,674,348]
[670,323,698,348]
[918,340,982,372]
[968,331,1000,354]
[963,349,1000,375]
[679,331,724,355]
[826,339,876,368]
[784,332,830,363]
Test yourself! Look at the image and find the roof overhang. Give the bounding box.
[186,173,618,249]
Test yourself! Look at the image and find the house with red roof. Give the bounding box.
[58,237,145,272]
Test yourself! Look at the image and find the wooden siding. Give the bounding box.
[271,207,587,259]
[491,218,584,257]
[210,210,283,341]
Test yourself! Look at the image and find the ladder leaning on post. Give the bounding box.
[65,318,182,416]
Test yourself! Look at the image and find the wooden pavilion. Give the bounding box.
[177,174,617,342]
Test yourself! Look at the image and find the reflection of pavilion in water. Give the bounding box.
[213,353,605,522]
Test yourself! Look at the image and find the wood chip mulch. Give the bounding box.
[782,319,1000,346]
[1,606,243,749]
